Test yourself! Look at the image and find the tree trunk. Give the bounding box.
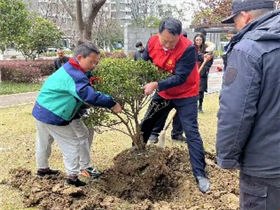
[79,0,107,41]
[61,0,107,41]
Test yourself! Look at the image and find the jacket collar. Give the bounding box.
[227,10,280,54]
[68,57,85,73]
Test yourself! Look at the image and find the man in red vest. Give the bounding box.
[141,17,210,193]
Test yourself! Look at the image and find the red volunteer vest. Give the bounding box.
[148,35,199,99]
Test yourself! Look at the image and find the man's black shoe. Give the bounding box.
[172,135,187,142]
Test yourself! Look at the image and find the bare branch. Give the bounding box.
[60,0,76,21]
[86,0,106,30]
[97,123,131,137]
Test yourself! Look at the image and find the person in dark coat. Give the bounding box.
[217,0,280,209]
[134,42,145,61]
[193,33,214,113]
[54,49,70,71]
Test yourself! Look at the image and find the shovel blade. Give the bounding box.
[158,130,166,148]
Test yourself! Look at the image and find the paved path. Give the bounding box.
[0,91,39,108]
[0,59,224,108]
[207,59,223,94]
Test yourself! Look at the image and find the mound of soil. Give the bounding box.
[4,146,240,210]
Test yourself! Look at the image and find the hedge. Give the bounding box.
[0,60,54,83]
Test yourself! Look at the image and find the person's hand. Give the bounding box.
[143,82,158,96]
[204,53,213,62]
[111,103,122,113]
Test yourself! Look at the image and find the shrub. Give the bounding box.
[31,60,54,76]
[1,61,41,83]
[0,59,54,82]
[85,58,170,149]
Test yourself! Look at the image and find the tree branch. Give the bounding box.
[60,0,76,21]
[76,0,84,35]
[86,0,106,29]
[98,124,131,137]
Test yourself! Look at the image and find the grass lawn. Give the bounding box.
[0,93,220,210]
[0,81,43,95]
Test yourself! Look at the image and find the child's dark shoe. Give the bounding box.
[66,175,86,187]
[37,168,59,177]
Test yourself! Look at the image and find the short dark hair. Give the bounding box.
[196,28,207,37]
[73,40,100,57]
[135,42,143,48]
[182,31,188,38]
[159,17,182,36]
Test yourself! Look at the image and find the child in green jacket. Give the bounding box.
[33,40,122,187]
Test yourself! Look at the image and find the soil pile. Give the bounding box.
[4,146,240,210]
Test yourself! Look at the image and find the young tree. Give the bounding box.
[17,16,63,60]
[85,58,169,150]
[60,0,107,41]
[0,0,30,52]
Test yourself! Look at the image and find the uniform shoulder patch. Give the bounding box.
[224,67,238,86]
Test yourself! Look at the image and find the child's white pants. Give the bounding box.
[35,119,93,175]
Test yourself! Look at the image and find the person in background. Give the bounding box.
[193,33,214,113]
[54,49,70,71]
[182,31,188,38]
[141,17,210,193]
[134,41,145,61]
[216,0,280,209]
[33,40,122,187]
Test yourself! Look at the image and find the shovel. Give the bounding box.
[158,110,177,148]
[198,59,208,73]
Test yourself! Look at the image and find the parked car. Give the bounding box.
[46,47,58,52]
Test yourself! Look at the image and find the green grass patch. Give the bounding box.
[0,81,43,95]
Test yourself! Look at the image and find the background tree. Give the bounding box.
[16,15,63,60]
[191,0,280,26]
[191,0,232,26]
[0,0,30,52]
[60,0,107,41]
[85,58,169,150]
[130,0,157,27]
[130,16,161,28]
[130,1,189,28]
[92,10,124,50]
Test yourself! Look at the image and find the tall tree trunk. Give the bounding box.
[60,0,107,41]
[83,0,106,40]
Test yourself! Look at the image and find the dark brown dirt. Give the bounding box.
[4,146,240,210]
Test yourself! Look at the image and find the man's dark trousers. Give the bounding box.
[150,111,183,138]
[141,94,206,177]
[240,172,280,210]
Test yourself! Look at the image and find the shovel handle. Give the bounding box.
[164,110,177,131]
[198,59,208,73]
